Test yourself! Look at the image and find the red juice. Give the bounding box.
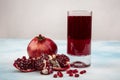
[67,13,92,68]
[67,16,92,56]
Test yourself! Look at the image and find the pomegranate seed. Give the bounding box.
[57,71,63,77]
[83,70,86,73]
[74,74,79,77]
[66,69,73,74]
[17,58,21,61]
[69,73,73,77]
[53,74,57,78]
[80,70,86,74]
[80,71,84,74]
[72,69,78,73]
[22,56,26,60]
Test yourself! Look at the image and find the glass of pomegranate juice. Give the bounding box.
[67,10,92,68]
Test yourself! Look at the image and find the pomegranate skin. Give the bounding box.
[27,35,57,58]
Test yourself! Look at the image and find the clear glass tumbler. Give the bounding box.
[67,10,92,68]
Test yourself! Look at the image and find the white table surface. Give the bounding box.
[0,39,120,80]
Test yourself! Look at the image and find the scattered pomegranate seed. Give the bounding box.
[83,70,86,73]
[80,71,84,74]
[72,69,78,73]
[66,69,73,74]
[57,71,63,77]
[74,74,79,77]
[80,70,86,74]
[53,74,57,78]
[69,73,73,77]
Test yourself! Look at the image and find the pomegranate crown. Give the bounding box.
[37,34,45,41]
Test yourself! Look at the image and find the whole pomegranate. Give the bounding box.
[27,34,57,58]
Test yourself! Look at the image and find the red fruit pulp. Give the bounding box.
[52,54,70,71]
[13,56,35,72]
[67,16,92,56]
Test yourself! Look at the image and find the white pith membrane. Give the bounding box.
[50,55,61,68]
[40,54,70,74]
[41,60,49,74]
[40,55,61,74]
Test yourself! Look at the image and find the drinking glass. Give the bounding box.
[67,10,92,68]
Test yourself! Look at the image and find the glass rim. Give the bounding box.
[67,10,92,16]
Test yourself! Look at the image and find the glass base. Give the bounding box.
[67,54,91,68]
[70,61,90,68]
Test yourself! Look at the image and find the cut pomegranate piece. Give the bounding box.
[53,65,70,71]
[56,54,70,67]
[13,54,70,75]
[34,54,53,75]
[35,54,52,70]
[40,60,53,75]
[34,58,44,71]
[51,54,70,71]
[13,56,35,72]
